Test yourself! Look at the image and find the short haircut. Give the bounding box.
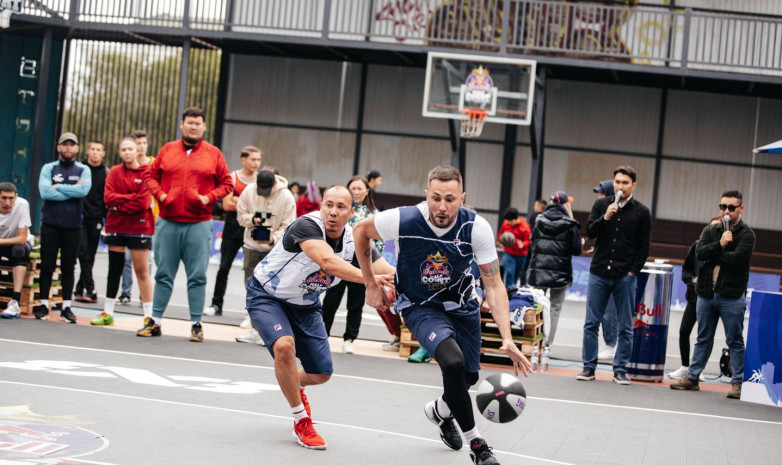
[241,145,261,158]
[535,199,547,206]
[261,165,279,175]
[427,165,462,190]
[367,170,382,181]
[722,190,743,203]
[129,130,147,139]
[88,140,105,148]
[182,107,206,121]
[504,207,520,221]
[0,182,17,194]
[613,165,637,183]
[119,137,138,148]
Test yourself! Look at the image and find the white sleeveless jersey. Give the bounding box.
[252,211,355,306]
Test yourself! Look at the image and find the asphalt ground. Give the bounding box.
[1,254,779,465]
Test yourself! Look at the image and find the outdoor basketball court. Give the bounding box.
[2,296,781,464]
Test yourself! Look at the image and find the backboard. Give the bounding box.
[422,52,536,126]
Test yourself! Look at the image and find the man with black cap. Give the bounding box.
[234,166,297,344]
[204,145,262,317]
[34,132,92,323]
[366,169,382,207]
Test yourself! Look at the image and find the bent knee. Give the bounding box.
[309,374,331,385]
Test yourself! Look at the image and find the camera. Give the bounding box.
[251,211,273,242]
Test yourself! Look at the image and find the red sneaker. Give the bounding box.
[300,387,312,418]
[293,417,326,450]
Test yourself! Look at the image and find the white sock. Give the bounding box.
[435,396,452,419]
[463,427,481,443]
[292,404,308,422]
[104,299,116,315]
[150,316,161,325]
[142,302,152,317]
[63,300,71,309]
[41,299,49,309]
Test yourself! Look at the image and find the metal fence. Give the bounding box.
[13,0,782,75]
[61,39,221,164]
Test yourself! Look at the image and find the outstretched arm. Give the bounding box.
[354,217,392,312]
[479,260,532,377]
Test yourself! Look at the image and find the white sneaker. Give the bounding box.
[235,330,265,346]
[382,336,401,352]
[0,300,21,319]
[668,366,689,380]
[342,340,355,354]
[597,345,616,362]
[203,305,216,316]
[240,315,252,329]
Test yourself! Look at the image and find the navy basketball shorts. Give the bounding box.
[245,276,333,375]
[402,304,482,373]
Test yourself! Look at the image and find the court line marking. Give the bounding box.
[0,380,573,465]
[2,338,780,426]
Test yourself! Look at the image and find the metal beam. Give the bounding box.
[498,124,517,227]
[29,28,54,230]
[651,88,668,218]
[175,38,191,139]
[527,66,547,216]
[353,62,368,176]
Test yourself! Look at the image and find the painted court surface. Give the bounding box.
[1,310,781,465]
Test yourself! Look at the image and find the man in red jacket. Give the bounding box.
[140,107,232,341]
[497,207,531,289]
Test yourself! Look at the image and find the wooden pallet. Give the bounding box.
[399,327,420,359]
[0,282,63,315]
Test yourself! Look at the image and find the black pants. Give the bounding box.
[210,217,244,308]
[40,224,81,305]
[679,298,698,366]
[75,217,103,295]
[321,279,366,341]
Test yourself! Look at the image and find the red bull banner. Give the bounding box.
[627,264,673,381]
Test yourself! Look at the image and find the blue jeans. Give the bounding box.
[688,293,746,384]
[602,295,618,346]
[152,218,212,321]
[502,253,527,288]
[583,273,635,372]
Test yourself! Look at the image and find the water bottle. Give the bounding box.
[541,346,550,373]
[531,345,539,373]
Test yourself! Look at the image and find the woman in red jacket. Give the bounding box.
[91,138,155,326]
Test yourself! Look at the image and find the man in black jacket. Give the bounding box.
[75,141,108,303]
[528,191,582,348]
[577,166,651,385]
[671,191,755,399]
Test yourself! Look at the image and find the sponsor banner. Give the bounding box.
[741,291,782,407]
[210,220,244,265]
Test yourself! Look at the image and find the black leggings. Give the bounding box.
[106,250,126,300]
[679,300,697,366]
[435,338,479,432]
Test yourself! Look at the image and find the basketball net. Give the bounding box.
[0,9,12,29]
[460,109,487,138]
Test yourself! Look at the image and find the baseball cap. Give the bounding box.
[58,132,79,145]
[592,180,614,196]
[256,169,276,196]
[551,191,574,204]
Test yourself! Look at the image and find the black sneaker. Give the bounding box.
[118,294,131,304]
[33,305,49,320]
[469,438,500,465]
[576,368,595,381]
[60,307,77,324]
[84,292,98,304]
[613,371,630,385]
[424,399,462,450]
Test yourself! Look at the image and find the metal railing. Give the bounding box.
[12,0,782,75]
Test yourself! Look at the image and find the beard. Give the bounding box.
[183,135,202,145]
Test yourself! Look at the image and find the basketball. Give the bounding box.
[475,373,526,423]
[499,232,516,248]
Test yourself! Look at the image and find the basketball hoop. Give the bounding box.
[0,9,12,29]
[460,109,487,138]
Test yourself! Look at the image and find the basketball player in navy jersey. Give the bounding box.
[245,185,395,450]
[354,166,531,465]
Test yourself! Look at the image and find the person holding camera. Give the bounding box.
[235,168,297,343]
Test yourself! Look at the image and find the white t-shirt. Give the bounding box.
[0,197,33,247]
[374,203,498,265]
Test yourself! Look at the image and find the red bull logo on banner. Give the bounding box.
[420,252,453,290]
[300,269,334,294]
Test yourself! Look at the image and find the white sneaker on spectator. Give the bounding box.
[0,300,21,319]
[235,330,265,346]
[342,339,355,354]
[382,336,401,352]
[240,315,252,329]
[203,305,216,316]
[597,345,616,362]
[668,366,689,380]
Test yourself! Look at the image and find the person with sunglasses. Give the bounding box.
[671,190,755,399]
